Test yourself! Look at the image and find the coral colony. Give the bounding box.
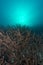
[0,26,43,65]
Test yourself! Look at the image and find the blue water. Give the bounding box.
[0,0,43,27]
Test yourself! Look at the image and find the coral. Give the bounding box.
[0,26,43,65]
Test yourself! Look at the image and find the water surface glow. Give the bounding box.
[0,0,43,27]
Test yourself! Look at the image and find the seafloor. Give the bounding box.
[0,26,43,65]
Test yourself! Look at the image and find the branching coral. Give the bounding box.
[0,26,43,65]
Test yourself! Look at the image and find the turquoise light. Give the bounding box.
[14,6,28,26]
[0,0,43,26]
[7,1,42,27]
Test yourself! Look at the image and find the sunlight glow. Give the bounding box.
[15,6,28,25]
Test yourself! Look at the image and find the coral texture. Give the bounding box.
[0,26,43,65]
